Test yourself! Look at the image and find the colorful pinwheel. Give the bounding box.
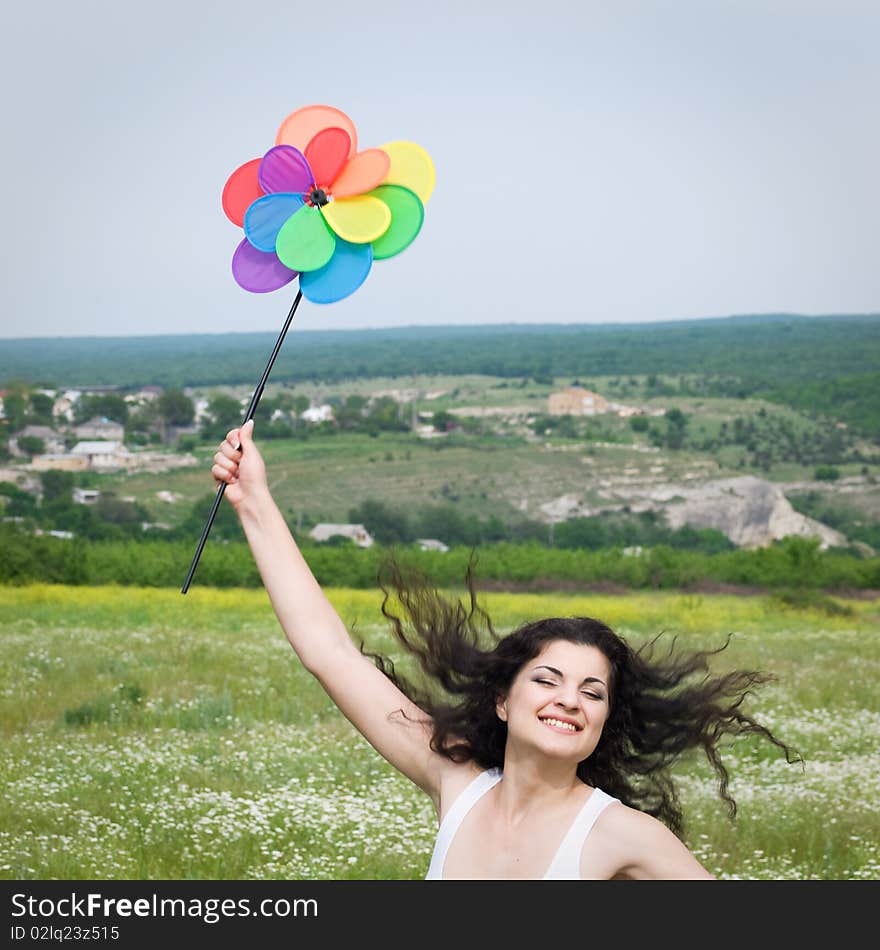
[182,105,434,592]
[221,104,434,303]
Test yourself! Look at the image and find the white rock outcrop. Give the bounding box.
[660,476,846,549]
[540,475,848,549]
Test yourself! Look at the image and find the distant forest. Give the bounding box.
[5,313,880,436]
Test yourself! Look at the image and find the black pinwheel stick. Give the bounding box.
[181,289,303,593]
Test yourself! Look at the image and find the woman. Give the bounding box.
[212,420,799,880]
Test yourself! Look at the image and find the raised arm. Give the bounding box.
[212,420,449,802]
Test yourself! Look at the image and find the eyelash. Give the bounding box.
[535,679,603,701]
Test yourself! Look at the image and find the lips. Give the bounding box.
[538,716,583,733]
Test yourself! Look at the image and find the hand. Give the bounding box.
[211,419,268,511]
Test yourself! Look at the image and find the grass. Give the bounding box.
[1,584,878,879]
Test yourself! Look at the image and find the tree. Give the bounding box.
[349,499,411,544]
[17,436,45,458]
[95,493,148,529]
[2,391,27,431]
[157,389,195,427]
[179,493,244,541]
[0,481,37,517]
[40,470,74,502]
[29,392,55,424]
[664,408,688,450]
[200,394,244,441]
[335,395,368,431]
[73,393,128,425]
[814,465,840,481]
[367,396,406,432]
[431,409,455,432]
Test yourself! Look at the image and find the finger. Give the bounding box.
[219,440,242,461]
[212,463,237,484]
[238,419,255,446]
[225,427,241,448]
[213,452,237,473]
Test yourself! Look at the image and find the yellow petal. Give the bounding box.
[379,141,435,204]
[321,195,391,243]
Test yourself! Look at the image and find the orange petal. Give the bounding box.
[276,104,357,157]
[331,149,391,198]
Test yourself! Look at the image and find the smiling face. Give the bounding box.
[496,639,612,764]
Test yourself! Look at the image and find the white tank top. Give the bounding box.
[425,767,619,880]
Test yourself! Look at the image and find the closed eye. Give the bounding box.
[538,679,603,701]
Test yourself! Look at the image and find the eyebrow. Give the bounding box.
[532,665,607,688]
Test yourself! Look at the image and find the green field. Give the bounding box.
[1,584,878,880]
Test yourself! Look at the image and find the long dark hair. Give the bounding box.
[370,557,802,838]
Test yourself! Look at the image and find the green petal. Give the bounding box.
[368,185,424,260]
[275,206,336,272]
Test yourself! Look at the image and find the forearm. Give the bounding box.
[236,488,355,672]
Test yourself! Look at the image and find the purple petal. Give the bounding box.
[232,238,298,293]
[258,145,314,194]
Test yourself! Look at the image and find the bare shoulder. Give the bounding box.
[434,760,491,822]
[591,800,715,880]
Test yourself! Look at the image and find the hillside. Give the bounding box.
[3,316,879,555]
[83,372,879,552]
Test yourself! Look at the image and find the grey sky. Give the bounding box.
[1,0,877,338]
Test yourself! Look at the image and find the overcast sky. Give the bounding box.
[1,0,877,339]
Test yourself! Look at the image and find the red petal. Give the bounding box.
[222,159,264,227]
[305,128,351,190]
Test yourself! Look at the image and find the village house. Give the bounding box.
[70,441,131,470]
[72,488,101,505]
[52,391,80,422]
[29,454,88,473]
[548,387,609,416]
[74,417,125,441]
[301,404,334,423]
[308,523,374,547]
[416,538,450,552]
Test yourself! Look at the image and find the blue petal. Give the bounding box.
[300,239,373,304]
[244,193,304,252]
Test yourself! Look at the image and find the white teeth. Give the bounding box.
[540,717,578,732]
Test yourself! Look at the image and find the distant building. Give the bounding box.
[548,387,608,416]
[301,405,334,423]
[72,488,101,505]
[53,394,77,421]
[416,539,449,552]
[308,523,374,547]
[70,441,130,469]
[193,398,210,423]
[28,454,88,472]
[74,417,125,441]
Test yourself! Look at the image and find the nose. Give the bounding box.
[554,683,580,712]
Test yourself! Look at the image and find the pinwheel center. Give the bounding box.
[307,187,330,207]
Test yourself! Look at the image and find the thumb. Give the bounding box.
[238,418,255,447]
